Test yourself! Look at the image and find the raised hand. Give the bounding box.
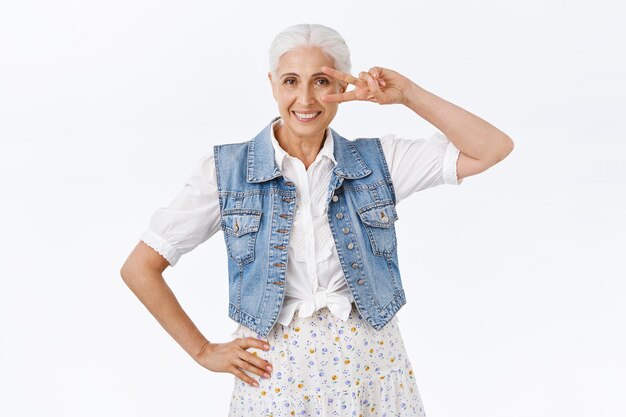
[320,66,413,105]
[196,337,273,387]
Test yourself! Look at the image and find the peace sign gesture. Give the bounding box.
[320,66,413,106]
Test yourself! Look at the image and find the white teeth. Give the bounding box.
[294,112,319,119]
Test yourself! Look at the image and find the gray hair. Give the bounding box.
[268,24,351,77]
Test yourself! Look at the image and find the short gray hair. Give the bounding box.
[268,24,351,77]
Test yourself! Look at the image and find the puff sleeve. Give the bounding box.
[380,131,463,204]
[139,150,222,266]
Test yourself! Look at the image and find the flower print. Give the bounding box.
[228,304,426,416]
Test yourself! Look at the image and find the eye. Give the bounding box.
[315,78,330,86]
[283,78,297,86]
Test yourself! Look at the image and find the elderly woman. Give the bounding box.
[121,23,513,416]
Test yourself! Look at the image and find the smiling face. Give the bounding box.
[268,46,345,144]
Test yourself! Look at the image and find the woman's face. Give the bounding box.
[269,46,345,142]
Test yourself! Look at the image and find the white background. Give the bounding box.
[1,1,625,416]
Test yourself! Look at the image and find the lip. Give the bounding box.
[292,111,322,122]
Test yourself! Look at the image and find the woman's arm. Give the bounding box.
[120,241,274,387]
[321,65,514,180]
[120,241,210,361]
[403,81,514,180]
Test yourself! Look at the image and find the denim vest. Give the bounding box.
[214,118,406,338]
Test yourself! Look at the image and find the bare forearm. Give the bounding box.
[122,269,209,362]
[404,81,514,162]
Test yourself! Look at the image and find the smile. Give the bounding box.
[293,111,322,122]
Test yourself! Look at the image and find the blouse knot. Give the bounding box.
[297,289,352,322]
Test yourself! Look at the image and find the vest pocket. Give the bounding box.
[221,209,262,265]
[356,201,399,256]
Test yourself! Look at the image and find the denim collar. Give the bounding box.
[247,117,372,183]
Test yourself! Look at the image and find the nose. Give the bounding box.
[297,83,316,106]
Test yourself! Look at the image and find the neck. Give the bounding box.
[274,123,326,169]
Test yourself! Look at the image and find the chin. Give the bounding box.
[283,119,325,134]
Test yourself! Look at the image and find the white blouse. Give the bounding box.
[139,118,463,338]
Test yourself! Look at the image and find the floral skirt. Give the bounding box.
[228,303,427,416]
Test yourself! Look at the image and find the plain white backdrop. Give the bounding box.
[1,1,624,416]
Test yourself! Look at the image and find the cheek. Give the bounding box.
[325,103,339,115]
[276,93,293,109]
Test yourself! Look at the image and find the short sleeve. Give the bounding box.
[380,131,463,204]
[139,149,222,266]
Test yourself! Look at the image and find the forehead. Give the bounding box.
[277,46,335,76]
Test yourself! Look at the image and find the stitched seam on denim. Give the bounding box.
[341,178,387,191]
[218,188,293,197]
[214,145,225,230]
[374,137,398,206]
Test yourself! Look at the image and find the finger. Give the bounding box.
[363,72,386,102]
[235,357,270,379]
[239,346,273,374]
[321,66,359,85]
[368,66,383,78]
[242,336,271,352]
[232,365,259,387]
[359,71,380,95]
[369,67,386,86]
[321,90,358,103]
[241,337,273,369]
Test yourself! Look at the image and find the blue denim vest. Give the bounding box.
[214,117,406,338]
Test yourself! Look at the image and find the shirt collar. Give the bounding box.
[270,118,337,170]
[246,117,371,183]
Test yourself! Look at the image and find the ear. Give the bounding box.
[268,72,277,99]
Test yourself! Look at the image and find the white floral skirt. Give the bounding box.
[228,302,427,416]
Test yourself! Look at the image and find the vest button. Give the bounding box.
[285,181,294,187]
[351,262,359,269]
[282,197,294,202]
[332,195,339,202]
[342,227,350,234]
[347,242,354,250]
[357,279,365,285]
[335,212,344,219]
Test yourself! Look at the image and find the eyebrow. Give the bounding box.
[280,72,328,78]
